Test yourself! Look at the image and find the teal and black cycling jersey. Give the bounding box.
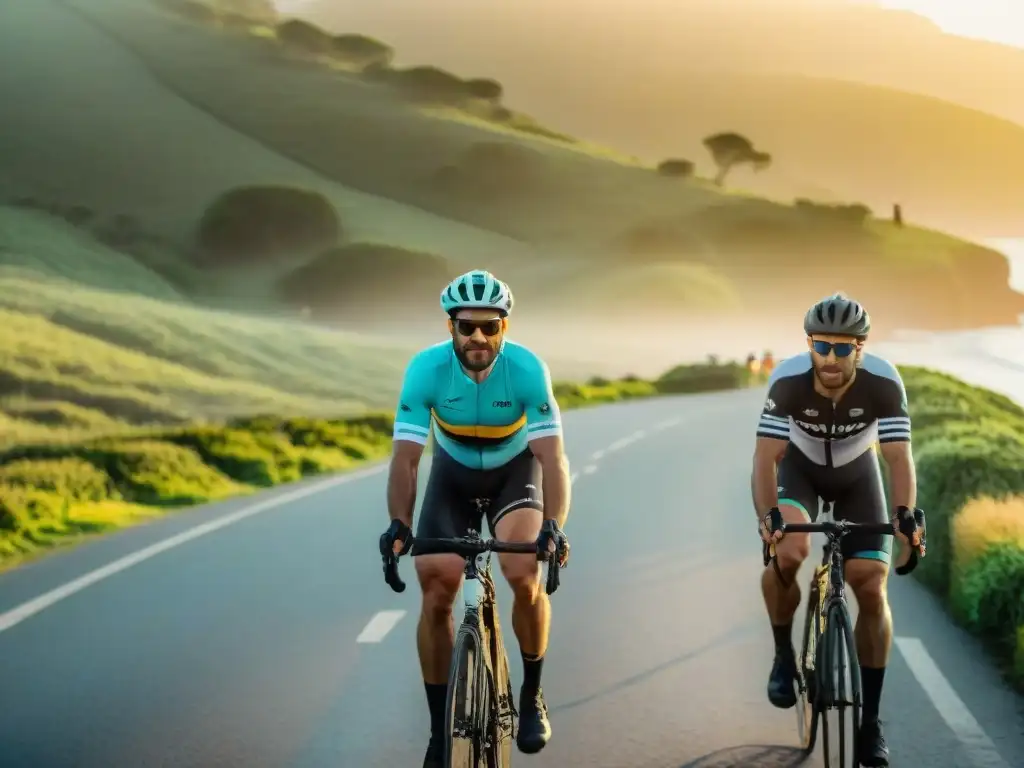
[392,339,563,470]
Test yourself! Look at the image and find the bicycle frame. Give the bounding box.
[381,524,560,764]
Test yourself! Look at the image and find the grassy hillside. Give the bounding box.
[299,0,1024,129]
[2,0,1015,338]
[1,0,1022,448]
[0,223,415,450]
[296,0,1024,237]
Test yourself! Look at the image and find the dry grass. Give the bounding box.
[951,495,1024,576]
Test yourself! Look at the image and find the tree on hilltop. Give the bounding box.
[702,132,772,187]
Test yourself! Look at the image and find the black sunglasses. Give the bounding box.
[455,318,502,337]
[811,340,857,358]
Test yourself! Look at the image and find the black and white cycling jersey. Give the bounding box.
[755,351,911,470]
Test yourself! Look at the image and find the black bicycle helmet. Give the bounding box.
[803,291,871,338]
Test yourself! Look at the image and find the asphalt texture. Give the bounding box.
[1,389,1023,768]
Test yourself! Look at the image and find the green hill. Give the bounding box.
[297,0,1024,238]
[0,0,1022,448]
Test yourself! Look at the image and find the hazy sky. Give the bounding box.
[877,0,1023,48]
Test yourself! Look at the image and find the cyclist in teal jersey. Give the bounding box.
[379,269,572,768]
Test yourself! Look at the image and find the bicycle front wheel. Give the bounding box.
[820,600,862,768]
[445,627,489,767]
[795,586,821,754]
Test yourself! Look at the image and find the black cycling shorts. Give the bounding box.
[416,444,544,540]
[776,446,892,565]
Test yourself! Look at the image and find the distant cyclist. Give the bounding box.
[751,292,923,768]
[379,269,572,768]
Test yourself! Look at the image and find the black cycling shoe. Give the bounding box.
[422,734,443,768]
[516,687,552,754]
[767,648,798,709]
[858,718,890,767]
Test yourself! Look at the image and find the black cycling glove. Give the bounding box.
[536,519,569,566]
[379,518,412,558]
[893,506,927,575]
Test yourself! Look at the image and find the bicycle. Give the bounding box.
[762,503,925,768]
[382,508,563,767]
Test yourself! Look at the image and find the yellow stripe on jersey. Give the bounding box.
[430,409,526,440]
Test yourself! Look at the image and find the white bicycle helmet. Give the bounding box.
[440,270,514,317]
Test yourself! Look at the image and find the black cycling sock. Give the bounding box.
[522,652,544,698]
[771,622,793,655]
[425,682,448,738]
[861,665,885,723]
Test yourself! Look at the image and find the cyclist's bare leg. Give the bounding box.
[845,558,892,665]
[414,553,464,683]
[494,506,552,752]
[761,503,811,625]
[845,557,892,742]
[494,507,548,658]
[762,503,811,708]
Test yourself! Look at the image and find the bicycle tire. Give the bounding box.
[445,626,489,767]
[795,580,822,754]
[820,600,862,768]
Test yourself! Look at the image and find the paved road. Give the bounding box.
[1,390,1022,767]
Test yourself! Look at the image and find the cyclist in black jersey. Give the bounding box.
[751,292,924,768]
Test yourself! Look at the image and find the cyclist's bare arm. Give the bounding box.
[751,436,787,518]
[879,440,919,567]
[879,441,916,510]
[387,439,424,528]
[387,350,434,528]
[529,434,571,528]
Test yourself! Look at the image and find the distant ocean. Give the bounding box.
[873,239,1024,405]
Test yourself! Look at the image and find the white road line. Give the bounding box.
[570,472,580,485]
[894,637,1010,768]
[632,429,647,439]
[607,437,632,452]
[583,464,597,475]
[590,449,606,460]
[356,610,407,643]
[0,464,387,635]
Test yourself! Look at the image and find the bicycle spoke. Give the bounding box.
[445,631,482,767]
[821,602,861,768]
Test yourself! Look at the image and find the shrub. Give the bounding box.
[275,18,335,54]
[950,543,1024,661]
[195,185,341,263]
[912,430,1024,595]
[156,0,217,23]
[77,440,242,506]
[656,159,695,178]
[464,78,503,102]
[167,427,302,487]
[432,142,550,200]
[1016,627,1024,686]
[0,458,113,503]
[901,365,1024,430]
[277,242,454,316]
[387,65,468,103]
[552,380,658,409]
[951,495,1024,579]
[331,34,393,69]
[794,198,873,227]
[657,362,752,394]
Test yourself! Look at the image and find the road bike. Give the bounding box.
[382,504,563,767]
[763,504,915,768]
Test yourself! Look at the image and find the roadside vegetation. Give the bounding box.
[892,365,1024,691]
[0,359,755,569]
